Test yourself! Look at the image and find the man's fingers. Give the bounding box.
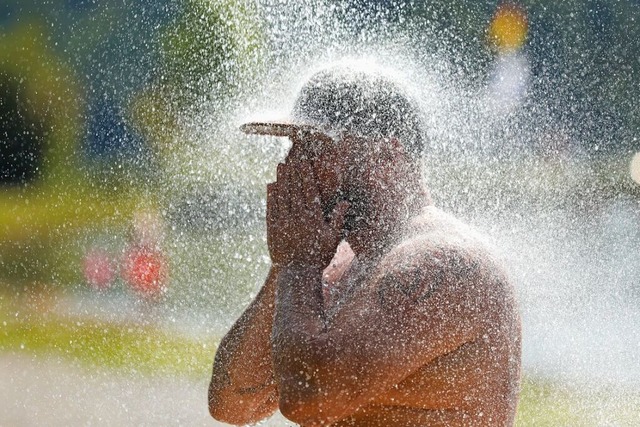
[299,161,320,209]
[287,166,305,212]
[276,163,286,184]
[286,138,305,163]
[276,165,293,214]
[267,182,278,224]
[275,163,288,212]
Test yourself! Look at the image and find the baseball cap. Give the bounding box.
[240,65,425,155]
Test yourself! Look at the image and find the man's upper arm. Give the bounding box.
[311,245,486,418]
[364,245,482,358]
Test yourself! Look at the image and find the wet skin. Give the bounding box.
[208,133,521,426]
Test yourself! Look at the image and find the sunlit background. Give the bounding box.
[1,1,640,425]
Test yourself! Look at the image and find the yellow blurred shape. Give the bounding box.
[489,3,528,52]
[630,152,640,185]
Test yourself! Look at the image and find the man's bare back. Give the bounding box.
[320,206,521,426]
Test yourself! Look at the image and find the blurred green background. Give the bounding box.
[1,0,640,425]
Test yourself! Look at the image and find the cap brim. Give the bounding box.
[240,121,330,138]
[240,121,300,137]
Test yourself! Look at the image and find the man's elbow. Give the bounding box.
[208,382,248,425]
[274,350,353,423]
[208,384,238,424]
[209,380,278,425]
[278,381,346,426]
[209,394,263,426]
[208,402,240,425]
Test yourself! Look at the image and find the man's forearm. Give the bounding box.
[271,262,352,425]
[209,265,279,423]
[274,263,327,339]
[272,264,327,388]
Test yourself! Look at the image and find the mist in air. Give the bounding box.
[2,1,639,425]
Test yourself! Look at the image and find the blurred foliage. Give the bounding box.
[130,0,264,149]
[0,24,82,188]
[128,0,266,198]
[0,1,265,288]
[371,0,640,155]
[159,0,263,107]
[522,0,640,156]
[0,24,128,286]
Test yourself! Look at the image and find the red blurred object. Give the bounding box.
[83,249,116,290]
[122,245,168,298]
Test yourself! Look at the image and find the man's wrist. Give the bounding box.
[276,261,325,276]
[275,262,325,306]
[272,258,330,271]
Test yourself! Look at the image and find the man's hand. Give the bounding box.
[267,160,348,269]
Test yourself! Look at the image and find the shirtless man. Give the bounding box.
[208,65,521,426]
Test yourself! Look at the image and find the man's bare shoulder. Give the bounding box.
[373,206,511,307]
[385,206,500,266]
[406,206,495,250]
